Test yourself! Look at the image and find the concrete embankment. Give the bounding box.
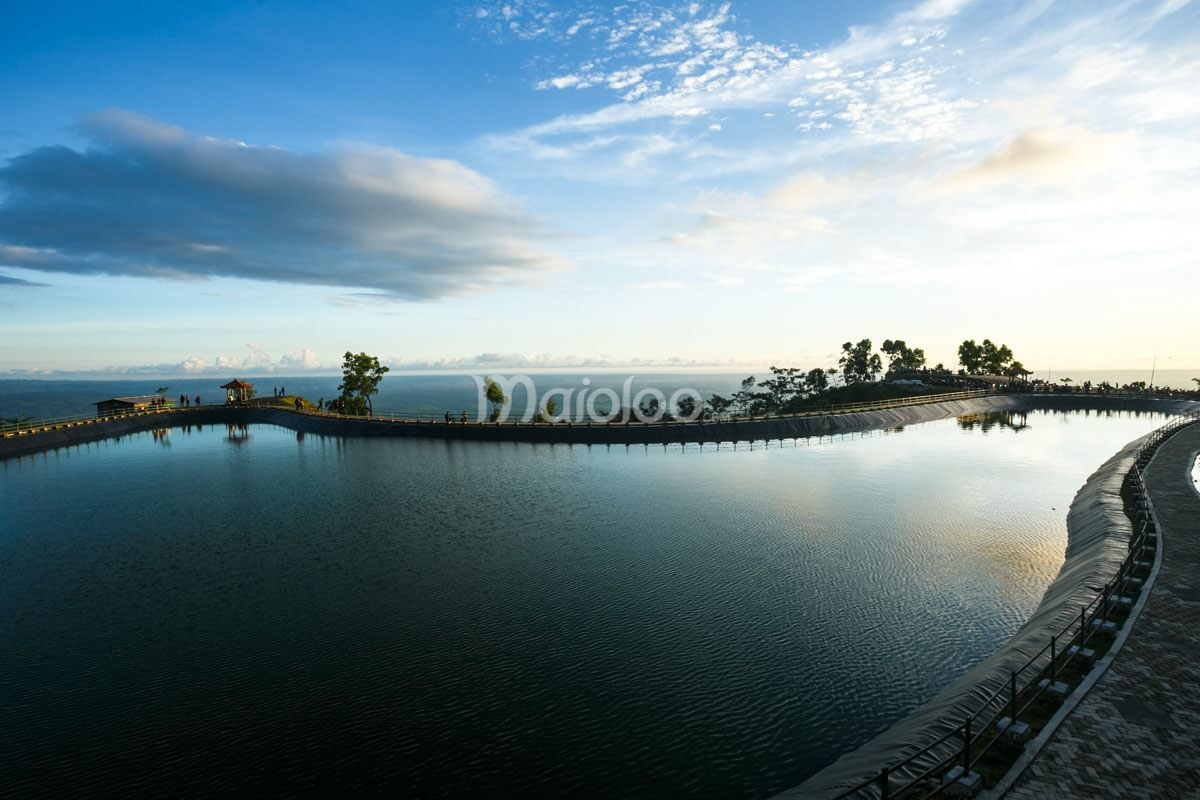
[4,393,1196,461]
[779,399,1200,799]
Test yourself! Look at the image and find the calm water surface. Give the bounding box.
[0,410,1166,797]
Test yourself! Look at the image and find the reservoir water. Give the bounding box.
[0,410,1166,797]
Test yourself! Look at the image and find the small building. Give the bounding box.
[93,395,165,416]
[221,379,254,403]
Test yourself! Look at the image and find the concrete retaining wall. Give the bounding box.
[5,394,1195,460]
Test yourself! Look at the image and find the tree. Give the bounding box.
[958,340,983,373]
[958,338,1015,374]
[676,395,697,419]
[980,339,1014,374]
[881,339,927,373]
[760,366,804,411]
[638,395,661,419]
[1193,378,1199,389]
[483,377,507,421]
[534,397,559,423]
[838,339,883,384]
[805,367,829,394]
[706,394,733,418]
[732,376,759,415]
[1060,377,1073,385]
[338,351,389,416]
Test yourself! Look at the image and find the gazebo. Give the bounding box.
[1006,365,1034,384]
[220,379,254,403]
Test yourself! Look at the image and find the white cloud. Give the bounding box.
[933,126,1127,193]
[0,110,566,299]
[902,0,973,22]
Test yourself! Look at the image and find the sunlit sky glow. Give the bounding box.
[1,0,1198,376]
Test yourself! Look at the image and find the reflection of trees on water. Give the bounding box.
[225,423,251,444]
[956,407,1169,434]
[957,411,1031,433]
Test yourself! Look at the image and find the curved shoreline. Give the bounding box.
[780,400,1200,798]
[3,393,1195,459]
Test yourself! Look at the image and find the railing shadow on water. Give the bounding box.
[823,409,1198,800]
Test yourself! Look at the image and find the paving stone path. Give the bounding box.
[1006,424,1200,799]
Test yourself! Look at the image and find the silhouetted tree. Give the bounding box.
[958,340,983,373]
[881,339,926,372]
[805,367,829,393]
[838,339,882,384]
[706,394,733,418]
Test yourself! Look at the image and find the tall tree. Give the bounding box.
[338,351,389,416]
[732,376,760,415]
[483,377,507,421]
[980,339,1014,374]
[957,340,983,373]
[805,367,829,393]
[881,339,926,372]
[838,339,882,384]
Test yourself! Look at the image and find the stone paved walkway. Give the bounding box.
[1006,424,1200,799]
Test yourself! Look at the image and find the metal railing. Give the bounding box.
[313,389,1004,427]
[3,388,1193,438]
[829,409,1199,800]
[0,405,178,437]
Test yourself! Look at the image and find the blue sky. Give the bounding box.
[1,0,1198,376]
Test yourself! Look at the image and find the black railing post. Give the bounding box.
[963,716,972,772]
[878,766,890,800]
[1010,671,1018,721]
[1050,635,1057,680]
[1080,606,1087,645]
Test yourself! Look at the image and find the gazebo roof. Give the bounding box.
[220,379,254,389]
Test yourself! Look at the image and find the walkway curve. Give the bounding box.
[1002,422,1200,799]
[2,394,1197,460]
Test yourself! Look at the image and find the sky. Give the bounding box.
[1,0,1198,377]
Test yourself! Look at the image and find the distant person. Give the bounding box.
[180,394,186,407]
[444,411,452,423]
[294,397,302,412]
[280,386,286,397]
[318,399,324,410]
[460,410,468,423]
[195,394,201,406]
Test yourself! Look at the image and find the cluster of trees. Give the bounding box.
[956,339,1026,377]
[698,336,1024,419]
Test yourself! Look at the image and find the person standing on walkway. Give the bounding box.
[195,394,201,406]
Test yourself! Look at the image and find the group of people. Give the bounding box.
[177,394,201,408]
[272,385,288,397]
[443,411,470,423]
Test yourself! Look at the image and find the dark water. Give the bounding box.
[0,410,1167,797]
